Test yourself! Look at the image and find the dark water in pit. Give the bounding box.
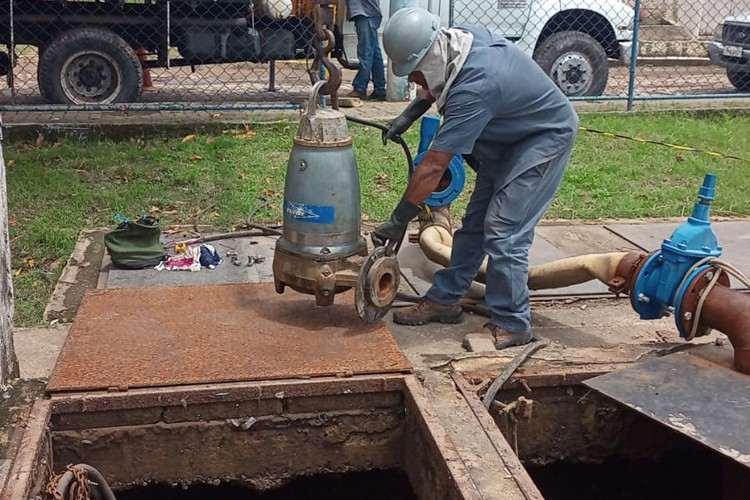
[526,452,724,500]
[116,470,417,500]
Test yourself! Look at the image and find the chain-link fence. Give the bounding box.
[1,0,750,111]
[453,0,750,103]
[0,0,323,109]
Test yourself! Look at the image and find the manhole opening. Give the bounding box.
[116,470,415,500]
[16,376,474,500]
[491,384,749,500]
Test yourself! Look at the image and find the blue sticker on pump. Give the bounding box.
[284,200,336,224]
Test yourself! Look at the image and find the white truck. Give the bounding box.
[342,0,636,97]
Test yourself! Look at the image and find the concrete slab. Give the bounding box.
[462,333,497,353]
[106,236,276,289]
[605,220,750,288]
[537,224,640,255]
[533,299,723,347]
[12,326,70,380]
[386,314,487,368]
[397,239,486,299]
[529,234,609,296]
[43,229,106,323]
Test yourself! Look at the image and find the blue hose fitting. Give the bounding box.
[412,116,466,207]
[631,174,723,338]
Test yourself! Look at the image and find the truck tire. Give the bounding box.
[727,69,750,92]
[38,28,143,105]
[534,31,608,97]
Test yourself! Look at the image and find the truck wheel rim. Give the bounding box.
[551,52,592,96]
[60,51,123,104]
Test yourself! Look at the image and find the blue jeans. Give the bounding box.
[426,146,573,333]
[352,15,386,96]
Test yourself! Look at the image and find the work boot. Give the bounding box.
[346,89,365,99]
[465,323,533,350]
[490,324,533,349]
[393,298,463,326]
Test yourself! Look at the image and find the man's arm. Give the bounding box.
[404,150,454,206]
[383,89,436,142]
[370,150,454,251]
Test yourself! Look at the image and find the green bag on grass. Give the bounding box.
[104,216,167,269]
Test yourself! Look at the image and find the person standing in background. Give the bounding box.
[345,0,386,100]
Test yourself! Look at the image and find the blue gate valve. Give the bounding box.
[411,115,466,207]
[631,173,723,338]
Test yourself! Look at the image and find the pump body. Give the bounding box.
[273,84,367,306]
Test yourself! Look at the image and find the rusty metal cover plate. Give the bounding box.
[584,345,750,469]
[47,283,412,393]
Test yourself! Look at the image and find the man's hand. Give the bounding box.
[371,220,407,250]
[383,95,434,143]
[371,198,423,252]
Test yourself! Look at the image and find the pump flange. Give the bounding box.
[355,247,401,324]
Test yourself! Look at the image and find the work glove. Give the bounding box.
[383,96,433,144]
[372,198,422,253]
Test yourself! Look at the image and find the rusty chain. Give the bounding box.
[45,464,91,500]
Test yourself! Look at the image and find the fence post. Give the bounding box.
[9,0,15,102]
[626,0,642,111]
[385,0,419,102]
[0,120,19,387]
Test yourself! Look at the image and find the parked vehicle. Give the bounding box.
[452,0,636,97]
[340,0,635,98]
[0,0,316,105]
[708,13,750,92]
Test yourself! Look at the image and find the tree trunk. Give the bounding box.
[0,120,19,386]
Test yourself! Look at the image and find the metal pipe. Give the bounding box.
[626,0,642,111]
[386,0,419,102]
[695,284,750,374]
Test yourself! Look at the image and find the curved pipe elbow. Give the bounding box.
[418,218,632,289]
[698,285,750,374]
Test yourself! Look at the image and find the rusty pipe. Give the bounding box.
[696,285,750,374]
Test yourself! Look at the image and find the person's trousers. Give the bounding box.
[352,15,386,96]
[426,146,574,333]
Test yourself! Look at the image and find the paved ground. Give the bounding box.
[17,217,744,384]
[6,218,742,497]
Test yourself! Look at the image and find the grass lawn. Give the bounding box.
[5,111,750,326]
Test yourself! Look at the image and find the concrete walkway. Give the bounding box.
[4,96,750,137]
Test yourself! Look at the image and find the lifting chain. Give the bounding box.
[45,464,91,500]
[309,0,341,109]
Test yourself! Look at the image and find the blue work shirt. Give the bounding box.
[431,26,579,187]
[346,0,382,20]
